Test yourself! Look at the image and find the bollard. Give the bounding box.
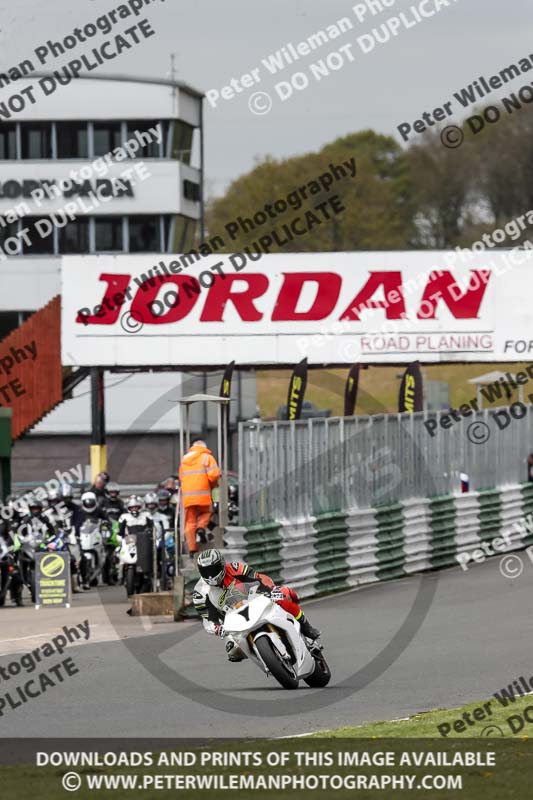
[173,574,185,621]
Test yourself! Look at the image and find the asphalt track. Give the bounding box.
[0,555,531,738]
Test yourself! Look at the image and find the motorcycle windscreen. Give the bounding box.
[134,531,154,573]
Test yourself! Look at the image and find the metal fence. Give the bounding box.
[238,405,533,524]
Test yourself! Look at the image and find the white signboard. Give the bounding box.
[61,250,533,366]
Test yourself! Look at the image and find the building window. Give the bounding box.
[170,121,194,163]
[20,123,52,159]
[183,180,201,202]
[162,215,172,251]
[59,219,90,253]
[56,122,89,159]
[95,216,123,252]
[20,217,54,254]
[126,120,161,158]
[93,122,122,156]
[0,220,20,253]
[0,124,17,160]
[129,215,161,252]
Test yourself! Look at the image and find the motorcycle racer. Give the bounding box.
[193,549,320,661]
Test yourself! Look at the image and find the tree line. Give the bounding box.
[205,105,533,251]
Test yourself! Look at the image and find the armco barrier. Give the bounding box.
[221,482,533,600]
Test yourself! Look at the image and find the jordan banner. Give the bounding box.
[398,361,424,413]
[286,358,308,420]
[343,363,360,417]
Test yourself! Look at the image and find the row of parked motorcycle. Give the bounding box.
[0,483,183,607]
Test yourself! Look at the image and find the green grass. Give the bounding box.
[3,694,533,799]
[314,692,533,738]
[257,362,532,418]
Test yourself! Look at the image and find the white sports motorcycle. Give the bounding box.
[222,581,331,690]
[79,519,105,587]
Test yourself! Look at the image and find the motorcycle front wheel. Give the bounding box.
[125,566,136,597]
[254,636,299,690]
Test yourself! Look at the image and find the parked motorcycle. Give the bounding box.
[79,518,105,588]
[17,529,45,603]
[101,521,120,586]
[117,527,154,597]
[222,581,331,690]
[158,531,175,590]
[0,538,23,607]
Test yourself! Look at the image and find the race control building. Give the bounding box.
[0,75,256,483]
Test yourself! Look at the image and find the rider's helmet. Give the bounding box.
[48,487,62,506]
[144,491,158,512]
[106,481,120,500]
[157,489,171,509]
[197,549,225,586]
[228,484,238,502]
[5,494,18,513]
[27,494,43,515]
[81,491,98,513]
[126,495,142,517]
[60,482,73,499]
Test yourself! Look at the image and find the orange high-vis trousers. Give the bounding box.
[184,505,212,553]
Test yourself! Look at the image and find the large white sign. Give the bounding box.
[61,250,533,366]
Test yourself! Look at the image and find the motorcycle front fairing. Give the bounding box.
[223,588,315,679]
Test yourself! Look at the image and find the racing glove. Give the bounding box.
[204,621,226,637]
[270,587,284,602]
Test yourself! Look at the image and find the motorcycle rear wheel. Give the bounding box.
[304,653,332,687]
[255,635,299,690]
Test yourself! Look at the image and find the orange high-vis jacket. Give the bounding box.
[179,444,221,508]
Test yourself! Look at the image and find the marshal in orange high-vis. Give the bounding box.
[179,440,221,554]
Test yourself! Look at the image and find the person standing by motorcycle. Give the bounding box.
[46,486,82,594]
[179,440,221,558]
[15,496,60,597]
[118,496,155,594]
[193,549,320,661]
[74,491,108,590]
[143,492,169,541]
[145,491,172,590]
[157,489,175,527]
[90,472,110,506]
[102,482,125,523]
[16,496,56,544]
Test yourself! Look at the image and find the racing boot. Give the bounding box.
[195,527,207,545]
[226,640,247,662]
[299,614,321,640]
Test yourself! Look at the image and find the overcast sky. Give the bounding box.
[1,0,530,197]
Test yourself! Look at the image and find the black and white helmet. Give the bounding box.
[197,548,225,586]
[144,491,158,510]
[106,481,120,499]
[81,491,98,513]
[126,495,143,516]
